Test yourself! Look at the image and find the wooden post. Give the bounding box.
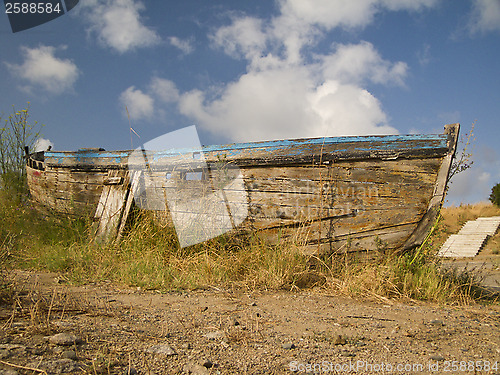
[115,170,142,243]
[94,170,129,243]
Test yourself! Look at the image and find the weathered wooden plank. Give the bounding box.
[103,176,123,185]
[246,205,427,229]
[37,182,102,206]
[243,160,440,190]
[245,178,431,211]
[260,222,419,253]
[244,204,423,234]
[45,150,131,169]
[125,131,452,172]
[40,180,103,198]
[246,183,432,207]
[136,170,435,205]
[194,134,450,167]
[94,170,129,241]
[43,168,109,184]
[116,170,142,242]
[27,168,97,215]
[402,126,459,250]
[242,157,441,180]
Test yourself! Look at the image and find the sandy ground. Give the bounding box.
[0,270,499,375]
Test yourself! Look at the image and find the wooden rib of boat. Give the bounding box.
[26,123,459,253]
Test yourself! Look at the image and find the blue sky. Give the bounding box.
[1,0,499,205]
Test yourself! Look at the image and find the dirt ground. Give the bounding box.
[0,270,499,375]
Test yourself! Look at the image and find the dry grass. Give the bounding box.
[441,201,500,234]
[2,189,498,305]
[324,252,486,304]
[1,278,89,336]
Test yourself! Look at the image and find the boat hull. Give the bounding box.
[26,124,459,252]
[26,150,130,217]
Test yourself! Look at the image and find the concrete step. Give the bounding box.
[438,216,500,258]
[438,234,488,257]
[459,218,500,235]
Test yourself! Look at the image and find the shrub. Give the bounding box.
[489,183,500,207]
[0,103,43,200]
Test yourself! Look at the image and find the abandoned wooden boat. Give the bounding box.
[26,123,459,252]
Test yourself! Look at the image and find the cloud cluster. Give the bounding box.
[118,0,441,142]
[119,77,179,120]
[5,45,80,95]
[177,57,399,141]
[468,0,500,35]
[279,0,438,30]
[78,0,160,53]
[168,37,194,55]
[119,86,154,120]
[170,0,437,142]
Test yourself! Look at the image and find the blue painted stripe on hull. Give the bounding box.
[44,133,448,164]
[149,134,448,160]
[45,151,131,165]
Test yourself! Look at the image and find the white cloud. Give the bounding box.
[211,17,267,61]
[168,37,194,55]
[278,0,438,30]
[179,67,315,141]
[79,0,160,53]
[120,86,154,120]
[307,81,394,135]
[320,42,407,86]
[34,138,54,152]
[150,77,179,103]
[269,0,437,63]
[119,78,179,121]
[417,43,431,66]
[137,0,438,142]
[179,66,397,142]
[468,0,500,35]
[379,0,439,12]
[5,45,80,95]
[176,0,435,142]
[279,0,377,30]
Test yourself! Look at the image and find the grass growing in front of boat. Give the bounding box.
[323,247,487,304]
[68,211,315,291]
[2,190,498,304]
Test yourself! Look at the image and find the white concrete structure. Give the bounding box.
[438,216,500,258]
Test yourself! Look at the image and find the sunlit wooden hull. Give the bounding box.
[26,124,459,252]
